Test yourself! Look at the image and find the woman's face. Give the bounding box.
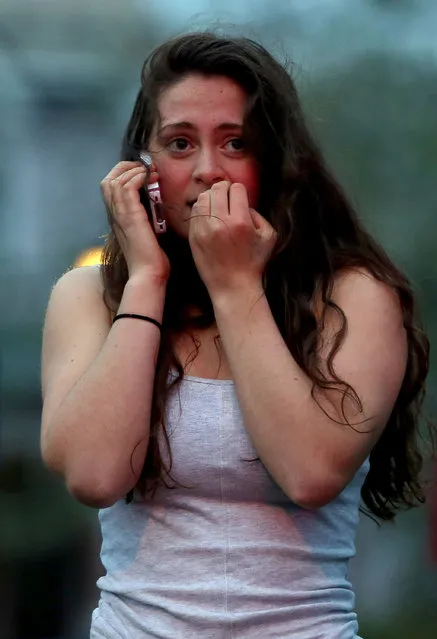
[148,73,260,238]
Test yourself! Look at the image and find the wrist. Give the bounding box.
[211,280,265,317]
[119,273,167,320]
[128,268,169,290]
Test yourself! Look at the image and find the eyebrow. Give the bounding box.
[158,121,243,134]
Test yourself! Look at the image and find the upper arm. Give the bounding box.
[314,269,408,477]
[41,266,112,445]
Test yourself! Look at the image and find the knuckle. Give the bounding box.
[113,176,129,190]
[209,218,225,233]
[230,181,241,188]
[212,180,230,192]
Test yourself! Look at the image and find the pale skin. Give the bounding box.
[41,73,408,509]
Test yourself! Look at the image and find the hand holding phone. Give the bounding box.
[139,152,167,234]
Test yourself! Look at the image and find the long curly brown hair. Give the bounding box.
[101,32,431,521]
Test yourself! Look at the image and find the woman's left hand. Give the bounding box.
[188,181,277,299]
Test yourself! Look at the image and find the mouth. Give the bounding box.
[187,191,208,208]
[180,201,196,222]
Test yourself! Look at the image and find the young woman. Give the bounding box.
[41,32,430,638]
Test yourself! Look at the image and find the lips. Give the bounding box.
[187,191,209,207]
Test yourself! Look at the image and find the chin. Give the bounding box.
[158,225,189,252]
[166,220,190,240]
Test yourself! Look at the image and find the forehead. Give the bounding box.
[157,74,248,126]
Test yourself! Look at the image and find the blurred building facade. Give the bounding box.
[1,1,436,637]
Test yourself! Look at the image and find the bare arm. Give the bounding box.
[213,270,408,508]
[188,182,408,509]
[41,159,170,508]
[41,266,166,508]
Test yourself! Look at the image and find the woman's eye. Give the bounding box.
[226,138,245,152]
[168,138,190,152]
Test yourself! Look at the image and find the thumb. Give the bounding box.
[249,208,264,230]
[250,209,274,236]
[250,209,278,251]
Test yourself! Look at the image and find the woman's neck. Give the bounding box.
[160,230,216,332]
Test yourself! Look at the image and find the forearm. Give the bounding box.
[212,285,349,507]
[43,276,166,506]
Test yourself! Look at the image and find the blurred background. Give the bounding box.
[1,0,437,637]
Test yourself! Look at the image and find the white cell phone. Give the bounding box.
[139,151,167,234]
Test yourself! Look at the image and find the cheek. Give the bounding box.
[156,161,188,203]
[243,167,260,208]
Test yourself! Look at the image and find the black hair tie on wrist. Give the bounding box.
[112,313,162,332]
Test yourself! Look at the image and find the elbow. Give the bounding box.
[41,436,132,508]
[287,473,346,510]
[67,480,119,509]
[41,445,126,509]
[65,460,139,508]
[66,474,126,509]
[41,437,65,478]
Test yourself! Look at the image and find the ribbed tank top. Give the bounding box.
[90,373,367,638]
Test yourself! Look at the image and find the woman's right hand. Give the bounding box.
[100,161,170,282]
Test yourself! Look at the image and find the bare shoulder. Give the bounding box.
[319,266,407,400]
[314,267,403,327]
[314,267,407,446]
[46,264,111,323]
[332,268,406,348]
[331,267,402,311]
[49,264,105,301]
[42,265,112,398]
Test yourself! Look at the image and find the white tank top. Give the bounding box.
[90,373,367,638]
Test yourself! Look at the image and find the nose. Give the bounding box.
[192,147,226,186]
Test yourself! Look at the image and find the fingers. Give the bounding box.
[115,165,146,187]
[191,190,211,219]
[210,181,230,218]
[98,160,170,278]
[113,179,146,223]
[112,166,159,190]
[101,161,159,214]
[249,208,261,230]
[192,181,256,233]
[250,209,278,252]
[228,182,250,222]
[103,160,142,179]
[100,163,151,233]
[208,181,251,225]
[101,160,159,189]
